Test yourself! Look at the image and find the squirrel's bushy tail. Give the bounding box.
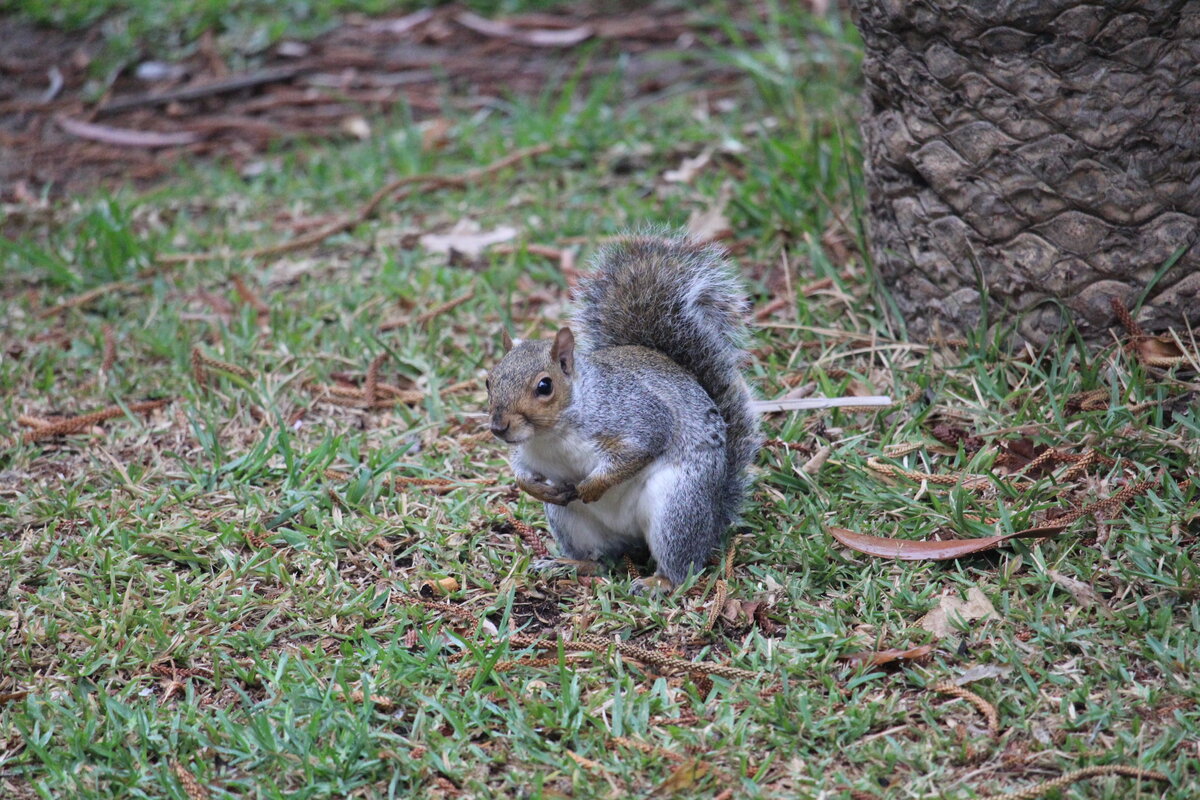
[574,232,762,520]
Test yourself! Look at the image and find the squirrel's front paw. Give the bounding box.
[518,476,578,506]
[575,478,608,504]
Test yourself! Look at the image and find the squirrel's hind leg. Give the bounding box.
[643,457,728,588]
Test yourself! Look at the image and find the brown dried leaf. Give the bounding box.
[422,577,460,596]
[839,644,934,669]
[686,182,732,243]
[1048,570,1112,616]
[995,438,1051,475]
[827,522,1069,561]
[917,587,997,639]
[1134,335,1188,365]
[663,149,712,184]
[931,423,984,453]
[652,759,710,795]
[801,445,831,476]
[420,220,517,257]
[420,117,453,151]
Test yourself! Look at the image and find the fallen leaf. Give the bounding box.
[1134,335,1191,367]
[663,149,712,184]
[686,182,732,243]
[839,644,934,669]
[801,445,831,475]
[917,587,997,639]
[995,438,1052,475]
[420,117,452,151]
[827,522,1069,561]
[341,116,371,140]
[422,577,460,596]
[652,759,710,795]
[930,423,984,453]
[565,748,605,771]
[953,664,1013,685]
[1048,570,1112,616]
[420,219,517,257]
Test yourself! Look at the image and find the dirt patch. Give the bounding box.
[1,6,747,201]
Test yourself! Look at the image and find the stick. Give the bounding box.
[751,396,893,413]
[97,65,310,116]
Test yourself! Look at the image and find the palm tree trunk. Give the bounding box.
[852,0,1200,344]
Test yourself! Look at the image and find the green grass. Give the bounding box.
[2,5,1198,799]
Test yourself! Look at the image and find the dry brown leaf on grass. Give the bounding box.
[1048,570,1113,616]
[420,219,517,257]
[827,521,1070,561]
[917,587,997,639]
[831,480,1153,561]
[686,182,733,243]
[663,148,712,184]
[953,664,1012,685]
[838,644,934,669]
[421,577,460,596]
[652,759,711,795]
[420,117,453,151]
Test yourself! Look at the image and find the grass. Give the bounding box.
[2,4,1199,799]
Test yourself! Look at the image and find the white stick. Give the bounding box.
[751,396,893,413]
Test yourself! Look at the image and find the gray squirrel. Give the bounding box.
[485,232,762,592]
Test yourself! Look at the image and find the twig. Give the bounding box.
[381,289,475,331]
[39,281,132,318]
[98,65,310,115]
[57,116,201,148]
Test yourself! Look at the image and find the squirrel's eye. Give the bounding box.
[485,378,491,393]
[535,377,553,396]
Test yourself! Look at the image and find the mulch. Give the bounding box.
[0,5,748,202]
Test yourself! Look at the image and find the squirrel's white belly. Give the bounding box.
[570,460,679,546]
[518,430,679,556]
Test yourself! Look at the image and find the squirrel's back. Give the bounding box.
[573,233,761,519]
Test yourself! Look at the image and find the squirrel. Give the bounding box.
[485,232,762,593]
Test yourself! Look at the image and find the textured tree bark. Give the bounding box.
[852,0,1200,344]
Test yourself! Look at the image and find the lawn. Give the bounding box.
[1,3,1197,799]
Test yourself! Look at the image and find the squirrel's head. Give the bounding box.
[485,327,575,444]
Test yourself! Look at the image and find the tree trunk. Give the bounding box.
[852,0,1200,344]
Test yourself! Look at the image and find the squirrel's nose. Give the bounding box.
[490,420,510,438]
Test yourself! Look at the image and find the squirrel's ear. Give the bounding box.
[501,329,514,352]
[551,327,575,376]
